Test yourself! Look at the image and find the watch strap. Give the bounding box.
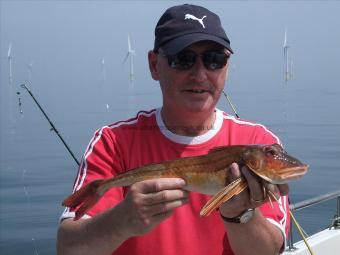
[220,208,254,224]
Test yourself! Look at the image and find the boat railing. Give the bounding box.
[287,189,340,251]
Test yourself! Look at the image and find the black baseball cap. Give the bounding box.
[154,4,233,55]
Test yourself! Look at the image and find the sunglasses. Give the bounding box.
[159,50,230,71]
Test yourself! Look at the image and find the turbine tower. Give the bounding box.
[101,57,106,82]
[27,60,34,82]
[283,29,292,83]
[123,34,136,86]
[8,43,13,85]
[101,57,110,109]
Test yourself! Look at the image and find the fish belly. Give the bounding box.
[182,169,228,195]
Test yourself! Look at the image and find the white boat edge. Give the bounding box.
[283,228,340,255]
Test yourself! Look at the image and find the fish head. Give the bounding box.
[243,144,309,184]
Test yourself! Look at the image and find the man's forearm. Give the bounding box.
[224,209,284,255]
[57,178,188,255]
[57,203,129,255]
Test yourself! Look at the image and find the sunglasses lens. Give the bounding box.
[168,51,196,70]
[165,50,229,70]
[203,52,229,70]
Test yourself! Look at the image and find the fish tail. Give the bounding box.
[62,179,106,220]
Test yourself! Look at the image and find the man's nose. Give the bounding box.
[189,57,208,82]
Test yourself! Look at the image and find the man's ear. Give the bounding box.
[148,50,159,81]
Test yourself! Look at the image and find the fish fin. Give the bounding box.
[62,179,106,220]
[268,192,274,209]
[74,192,101,220]
[267,190,280,203]
[200,178,248,217]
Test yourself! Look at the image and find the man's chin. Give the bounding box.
[182,102,215,114]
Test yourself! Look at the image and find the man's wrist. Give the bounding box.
[219,207,247,219]
[220,208,256,224]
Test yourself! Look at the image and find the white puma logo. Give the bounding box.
[184,14,207,28]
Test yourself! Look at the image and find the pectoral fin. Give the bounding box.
[200,177,248,217]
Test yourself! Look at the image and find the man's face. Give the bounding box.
[150,41,229,114]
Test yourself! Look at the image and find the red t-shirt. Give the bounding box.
[61,108,290,255]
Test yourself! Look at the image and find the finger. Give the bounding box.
[143,198,189,216]
[262,183,279,202]
[262,183,289,203]
[142,189,189,205]
[241,166,264,205]
[133,178,186,194]
[278,184,289,195]
[228,163,242,182]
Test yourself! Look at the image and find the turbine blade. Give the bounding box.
[283,28,288,48]
[123,52,130,63]
[128,35,131,52]
[7,43,12,58]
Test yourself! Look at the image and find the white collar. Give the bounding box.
[155,107,223,145]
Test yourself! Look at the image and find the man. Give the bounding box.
[57,4,289,255]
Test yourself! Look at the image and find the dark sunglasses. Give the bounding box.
[159,50,230,71]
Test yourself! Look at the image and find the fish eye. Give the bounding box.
[264,147,277,156]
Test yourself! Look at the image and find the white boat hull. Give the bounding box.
[284,228,340,255]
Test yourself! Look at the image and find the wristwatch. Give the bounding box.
[220,208,255,224]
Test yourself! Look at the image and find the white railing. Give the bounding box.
[287,189,340,251]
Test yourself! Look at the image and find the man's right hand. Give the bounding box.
[57,178,188,255]
[118,178,189,237]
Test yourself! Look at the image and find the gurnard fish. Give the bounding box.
[63,144,308,220]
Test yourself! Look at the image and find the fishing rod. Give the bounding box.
[19,83,80,166]
[222,90,240,118]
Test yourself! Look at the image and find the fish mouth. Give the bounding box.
[253,164,309,184]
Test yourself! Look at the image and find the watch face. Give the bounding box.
[240,209,254,223]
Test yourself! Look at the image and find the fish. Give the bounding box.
[62,143,308,220]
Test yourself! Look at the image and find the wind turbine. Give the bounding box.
[101,57,106,82]
[123,35,136,117]
[283,29,292,83]
[101,57,110,109]
[27,60,34,82]
[123,35,136,85]
[8,42,13,85]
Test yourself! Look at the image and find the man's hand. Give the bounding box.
[220,163,289,218]
[119,178,189,237]
[219,163,288,254]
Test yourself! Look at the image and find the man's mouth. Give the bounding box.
[186,89,209,94]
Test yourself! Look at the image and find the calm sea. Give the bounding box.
[1,79,339,254]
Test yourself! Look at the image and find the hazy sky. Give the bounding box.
[1,0,340,130]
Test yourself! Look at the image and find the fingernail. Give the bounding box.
[178,179,186,186]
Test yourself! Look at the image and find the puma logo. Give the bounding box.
[184,14,207,28]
